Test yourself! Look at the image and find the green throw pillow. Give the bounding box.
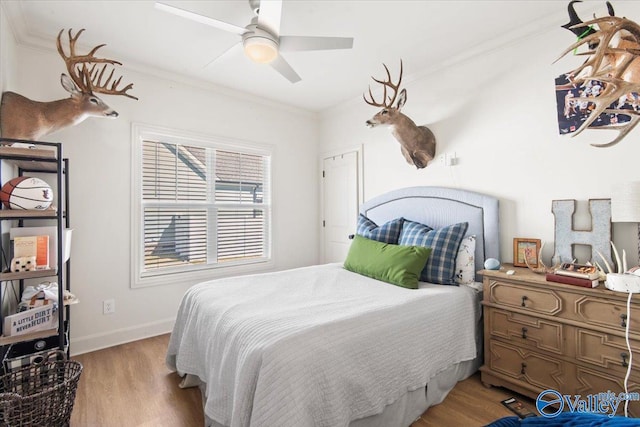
[344,235,432,289]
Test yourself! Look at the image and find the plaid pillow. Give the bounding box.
[356,214,404,244]
[399,221,469,285]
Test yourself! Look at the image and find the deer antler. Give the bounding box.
[524,242,561,274]
[56,28,138,100]
[363,60,403,108]
[557,14,640,147]
[84,63,137,99]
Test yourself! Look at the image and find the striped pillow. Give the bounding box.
[356,214,404,244]
[399,221,469,285]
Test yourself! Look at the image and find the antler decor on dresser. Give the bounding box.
[523,242,561,275]
[556,1,640,147]
[363,61,436,169]
[0,28,138,141]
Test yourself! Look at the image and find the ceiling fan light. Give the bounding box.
[244,36,278,64]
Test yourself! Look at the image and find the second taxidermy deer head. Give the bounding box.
[364,61,436,169]
[0,29,137,141]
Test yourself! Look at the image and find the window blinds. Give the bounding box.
[141,140,270,273]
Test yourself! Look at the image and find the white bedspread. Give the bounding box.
[166,263,478,427]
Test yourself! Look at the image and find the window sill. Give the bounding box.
[132,259,275,289]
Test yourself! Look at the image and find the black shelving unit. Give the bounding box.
[0,137,72,358]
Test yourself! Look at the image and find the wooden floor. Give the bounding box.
[71,334,534,426]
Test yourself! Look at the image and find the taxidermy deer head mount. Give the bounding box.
[364,61,436,169]
[557,1,640,147]
[0,28,138,141]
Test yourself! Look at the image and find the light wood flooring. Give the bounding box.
[70,334,534,426]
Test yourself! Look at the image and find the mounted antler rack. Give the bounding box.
[56,29,138,100]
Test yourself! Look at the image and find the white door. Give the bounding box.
[322,151,360,263]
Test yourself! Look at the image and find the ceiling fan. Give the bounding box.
[155,0,354,83]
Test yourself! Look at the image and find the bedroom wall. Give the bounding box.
[319,3,640,268]
[0,4,17,192]
[0,5,16,92]
[5,43,319,354]
[0,0,19,320]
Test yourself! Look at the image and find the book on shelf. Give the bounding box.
[13,235,49,269]
[546,272,599,288]
[554,262,600,280]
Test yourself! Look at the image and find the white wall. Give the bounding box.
[3,43,319,354]
[0,0,19,319]
[0,4,16,92]
[0,4,17,190]
[319,4,640,268]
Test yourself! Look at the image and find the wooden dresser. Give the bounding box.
[480,265,640,417]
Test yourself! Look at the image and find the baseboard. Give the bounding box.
[69,317,176,356]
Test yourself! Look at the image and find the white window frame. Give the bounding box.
[131,123,274,288]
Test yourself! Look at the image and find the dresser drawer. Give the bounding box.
[486,340,569,391]
[487,308,565,355]
[574,328,640,377]
[568,295,640,333]
[488,280,564,316]
[574,365,640,418]
[487,279,640,335]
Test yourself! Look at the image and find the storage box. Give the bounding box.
[3,332,68,373]
[2,304,58,337]
[10,227,73,269]
[13,235,49,269]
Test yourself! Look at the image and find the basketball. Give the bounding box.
[0,177,54,210]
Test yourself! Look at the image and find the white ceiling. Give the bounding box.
[2,0,606,112]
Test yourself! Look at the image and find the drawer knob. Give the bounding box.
[521,296,528,307]
[521,362,527,375]
[621,314,628,328]
[621,352,629,368]
[521,327,528,339]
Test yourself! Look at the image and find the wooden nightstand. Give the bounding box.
[480,265,640,417]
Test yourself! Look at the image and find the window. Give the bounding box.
[132,125,271,287]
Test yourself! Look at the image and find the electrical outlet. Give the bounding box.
[443,151,458,166]
[439,153,458,166]
[103,299,115,315]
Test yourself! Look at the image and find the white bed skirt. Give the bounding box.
[192,357,479,427]
[351,358,480,427]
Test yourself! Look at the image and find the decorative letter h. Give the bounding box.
[551,199,612,267]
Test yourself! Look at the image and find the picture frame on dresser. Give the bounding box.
[513,238,541,268]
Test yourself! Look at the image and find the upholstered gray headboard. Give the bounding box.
[360,186,500,281]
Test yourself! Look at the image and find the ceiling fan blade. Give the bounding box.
[270,55,301,83]
[155,2,247,35]
[257,0,282,37]
[279,36,354,52]
[203,42,241,68]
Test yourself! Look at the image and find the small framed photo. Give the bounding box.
[513,238,541,268]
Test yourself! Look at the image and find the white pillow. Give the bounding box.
[455,235,476,285]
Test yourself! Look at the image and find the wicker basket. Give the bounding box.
[0,351,82,426]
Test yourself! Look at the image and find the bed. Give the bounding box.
[166,186,500,427]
